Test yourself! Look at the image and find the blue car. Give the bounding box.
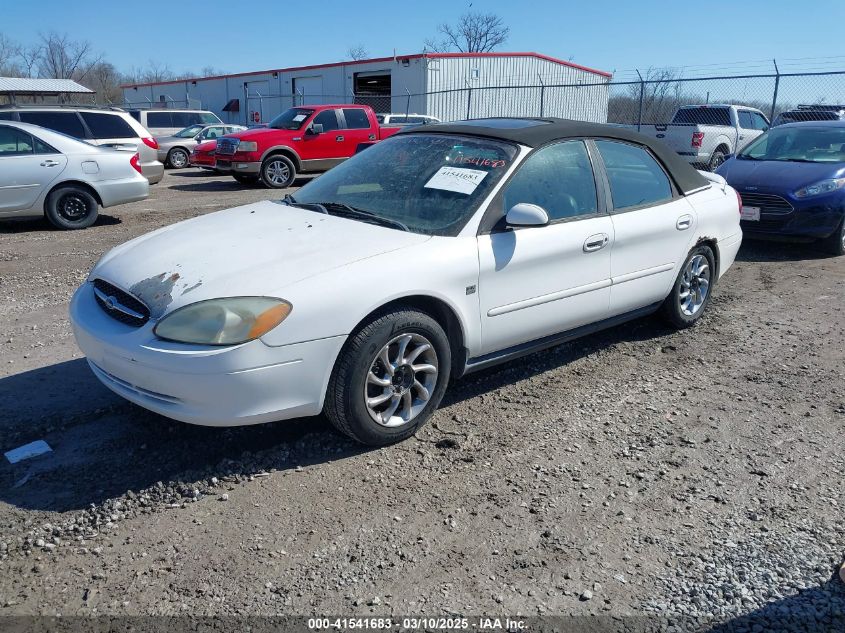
[716,120,845,255]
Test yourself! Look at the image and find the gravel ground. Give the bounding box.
[0,168,843,630]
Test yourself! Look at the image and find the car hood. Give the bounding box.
[90,201,430,318]
[224,127,295,141]
[155,136,193,147]
[717,158,845,192]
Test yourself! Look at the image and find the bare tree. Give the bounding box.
[141,60,174,83]
[424,11,509,53]
[37,32,102,80]
[0,34,19,75]
[346,45,369,61]
[84,61,123,104]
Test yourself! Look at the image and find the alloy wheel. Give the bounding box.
[679,254,711,316]
[364,333,438,427]
[265,159,290,186]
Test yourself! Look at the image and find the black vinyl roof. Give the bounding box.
[398,117,710,195]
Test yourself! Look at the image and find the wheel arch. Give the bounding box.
[43,180,103,210]
[695,236,721,279]
[260,145,301,170]
[348,294,468,377]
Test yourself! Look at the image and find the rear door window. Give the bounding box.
[199,112,220,124]
[341,108,371,129]
[0,126,34,155]
[80,112,138,139]
[18,111,86,138]
[595,140,673,210]
[145,112,173,128]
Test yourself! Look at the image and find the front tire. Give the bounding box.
[260,154,296,188]
[821,218,845,256]
[324,308,452,446]
[167,147,189,169]
[660,245,715,329]
[45,185,99,230]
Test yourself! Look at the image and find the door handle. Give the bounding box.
[40,160,60,167]
[583,233,609,252]
[335,135,345,142]
[676,215,693,230]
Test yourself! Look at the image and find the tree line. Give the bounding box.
[0,32,223,104]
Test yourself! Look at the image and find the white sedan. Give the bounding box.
[0,121,149,229]
[70,118,742,445]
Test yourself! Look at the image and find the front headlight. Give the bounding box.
[794,178,845,198]
[153,297,292,345]
[237,141,259,152]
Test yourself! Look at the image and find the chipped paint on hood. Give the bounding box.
[129,272,182,318]
[89,200,430,318]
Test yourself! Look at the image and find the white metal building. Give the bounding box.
[121,52,611,126]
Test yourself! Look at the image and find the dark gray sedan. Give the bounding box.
[156,123,246,168]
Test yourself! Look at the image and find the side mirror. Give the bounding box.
[307,123,324,135]
[506,203,549,227]
[194,133,205,141]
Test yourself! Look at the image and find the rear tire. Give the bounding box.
[260,154,296,189]
[821,218,845,256]
[708,148,727,171]
[44,185,99,230]
[166,147,189,169]
[660,245,716,329]
[324,308,451,446]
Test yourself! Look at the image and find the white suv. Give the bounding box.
[0,105,164,184]
[127,109,222,136]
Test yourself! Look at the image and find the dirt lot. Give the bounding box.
[0,169,843,630]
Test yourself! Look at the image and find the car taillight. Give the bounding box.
[735,189,743,214]
[692,132,705,148]
[130,152,142,174]
[142,137,158,150]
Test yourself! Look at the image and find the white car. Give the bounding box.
[70,118,742,445]
[0,121,149,229]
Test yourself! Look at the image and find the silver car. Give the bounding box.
[156,124,246,168]
[0,105,165,184]
[0,121,149,230]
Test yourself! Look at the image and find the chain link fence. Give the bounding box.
[112,69,845,139]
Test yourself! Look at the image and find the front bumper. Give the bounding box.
[740,204,844,241]
[69,282,345,427]
[214,158,261,174]
[189,153,215,168]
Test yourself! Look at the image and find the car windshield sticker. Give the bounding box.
[424,167,487,195]
[292,114,307,122]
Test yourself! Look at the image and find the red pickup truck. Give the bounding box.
[215,104,401,188]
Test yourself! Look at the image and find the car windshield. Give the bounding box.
[289,133,518,236]
[268,108,315,130]
[738,126,845,163]
[173,124,206,138]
